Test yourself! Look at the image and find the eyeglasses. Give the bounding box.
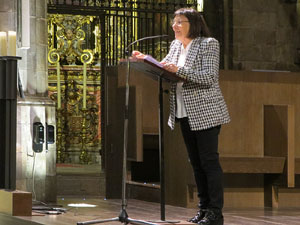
[171,20,189,26]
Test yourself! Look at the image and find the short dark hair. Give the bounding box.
[174,8,211,39]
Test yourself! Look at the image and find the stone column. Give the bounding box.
[0,0,57,202]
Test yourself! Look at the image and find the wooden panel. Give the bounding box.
[164,70,300,207]
[264,105,295,187]
[295,158,300,174]
[277,188,300,208]
[105,68,122,198]
[218,78,264,157]
[115,86,143,161]
[220,156,285,174]
[118,64,159,135]
[187,174,266,208]
[219,70,300,158]
[0,190,32,216]
[287,105,295,187]
[264,105,289,157]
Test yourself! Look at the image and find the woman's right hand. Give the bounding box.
[132,50,146,59]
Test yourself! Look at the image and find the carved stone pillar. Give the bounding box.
[0,0,56,202]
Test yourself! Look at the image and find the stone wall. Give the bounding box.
[0,0,57,202]
[17,98,57,202]
[231,0,300,71]
[17,0,56,202]
[0,1,16,31]
[204,0,300,71]
[18,0,48,95]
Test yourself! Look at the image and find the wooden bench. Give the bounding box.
[220,156,286,174]
[163,70,300,208]
[295,158,300,174]
[219,104,295,184]
[106,67,300,207]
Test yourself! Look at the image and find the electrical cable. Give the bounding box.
[32,152,36,201]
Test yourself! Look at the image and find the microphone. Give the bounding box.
[125,34,169,56]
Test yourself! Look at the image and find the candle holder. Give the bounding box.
[48,49,69,162]
[56,108,68,163]
[79,108,91,164]
[0,56,21,190]
[48,49,62,108]
[79,50,93,164]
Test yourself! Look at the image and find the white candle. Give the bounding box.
[0,32,7,56]
[83,62,87,109]
[7,31,16,56]
[57,62,61,109]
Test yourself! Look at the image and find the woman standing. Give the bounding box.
[133,8,230,225]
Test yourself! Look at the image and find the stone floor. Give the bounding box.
[2,163,300,225]
[0,196,299,225]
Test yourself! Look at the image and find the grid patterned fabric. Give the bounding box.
[162,37,230,131]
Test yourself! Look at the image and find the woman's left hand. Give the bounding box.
[162,62,178,73]
[132,50,146,59]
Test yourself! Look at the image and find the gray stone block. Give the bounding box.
[0,12,16,31]
[254,30,276,45]
[36,0,46,18]
[36,71,47,94]
[233,28,254,44]
[30,17,36,45]
[36,19,47,45]
[0,0,16,12]
[36,47,47,71]
[30,0,37,17]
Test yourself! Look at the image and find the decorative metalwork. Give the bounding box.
[48,0,199,66]
[48,66,101,163]
[48,48,68,163]
[48,14,95,65]
[80,49,94,163]
[48,14,100,164]
[47,0,198,164]
[48,0,199,9]
[81,49,94,64]
[48,48,60,64]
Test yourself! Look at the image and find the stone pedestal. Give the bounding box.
[0,189,32,216]
[17,97,57,203]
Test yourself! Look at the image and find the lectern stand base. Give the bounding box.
[150,221,194,225]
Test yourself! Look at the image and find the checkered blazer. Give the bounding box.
[162,37,230,131]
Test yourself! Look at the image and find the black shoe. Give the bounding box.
[188,209,207,223]
[197,209,223,225]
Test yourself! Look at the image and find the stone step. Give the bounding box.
[57,173,106,196]
[127,181,160,203]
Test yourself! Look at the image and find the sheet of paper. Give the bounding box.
[144,55,163,68]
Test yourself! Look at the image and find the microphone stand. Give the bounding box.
[18,72,25,99]
[77,35,168,225]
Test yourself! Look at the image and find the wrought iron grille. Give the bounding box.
[47,0,199,66]
[47,0,199,164]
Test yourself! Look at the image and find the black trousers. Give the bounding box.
[179,117,223,211]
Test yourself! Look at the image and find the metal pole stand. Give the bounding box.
[0,56,21,190]
[77,58,158,225]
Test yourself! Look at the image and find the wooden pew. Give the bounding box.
[220,156,285,174]
[105,66,300,207]
[164,70,299,208]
